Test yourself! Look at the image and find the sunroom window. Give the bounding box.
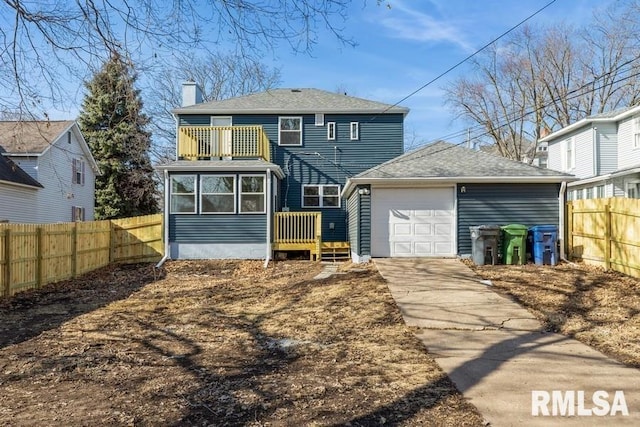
[201,175,235,213]
[240,175,265,213]
[170,175,196,213]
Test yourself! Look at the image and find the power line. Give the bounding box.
[378,0,558,115]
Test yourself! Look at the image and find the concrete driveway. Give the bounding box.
[375,258,640,426]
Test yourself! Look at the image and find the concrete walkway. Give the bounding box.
[374,258,640,426]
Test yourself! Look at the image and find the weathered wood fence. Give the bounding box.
[1,214,163,297]
[567,198,640,279]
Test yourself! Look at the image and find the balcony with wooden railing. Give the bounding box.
[273,212,322,260]
[178,125,271,162]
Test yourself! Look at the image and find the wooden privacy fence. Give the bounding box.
[1,214,163,297]
[567,198,640,278]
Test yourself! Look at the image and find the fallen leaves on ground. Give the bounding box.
[0,260,484,426]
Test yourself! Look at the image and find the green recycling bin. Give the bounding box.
[501,224,528,265]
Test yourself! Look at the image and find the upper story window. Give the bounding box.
[279,117,302,146]
[201,175,235,214]
[240,175,265,213]
[72,158,85,185]
[564,137,575,171]
[302,184,340,208]
[350,122,359,140]
[633,117,640,149]
[327,122,336,141]
[170,175,196,213]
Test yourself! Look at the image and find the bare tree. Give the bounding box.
[444,2,640,162]
[0,0,354,118]
[146,51,281,163]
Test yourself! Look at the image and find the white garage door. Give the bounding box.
[371,187,455,257]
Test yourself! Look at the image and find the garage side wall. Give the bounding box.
[347,185,371,262]
[457,183,561,256]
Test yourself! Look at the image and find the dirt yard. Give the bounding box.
[467,260,640,368]
[0,260,484,426]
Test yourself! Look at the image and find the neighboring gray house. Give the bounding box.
[539,105,640,200]
[0,154,43,223]
[342,141,574,262]
[0,121,99,223]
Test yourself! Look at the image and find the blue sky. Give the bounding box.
[266,0,609,148]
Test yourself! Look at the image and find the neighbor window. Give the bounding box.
[350,122,359,140]
[634,117,640,149]
[200,175,235,213]
[585,187,594,199]
[565,137,575,171]
[170,175,196,213]
[626,181,640,199]
[72,206,85,222]
[327,122,336,141]
[279,117,302,146]
[596,185,605,198]
[574,189,583,200]
[240,175,265,213]
[302,184,340,208]
[72,158,85,185]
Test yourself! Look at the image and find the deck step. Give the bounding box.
[321,242,350,262]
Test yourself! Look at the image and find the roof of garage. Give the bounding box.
[343,141,575,196]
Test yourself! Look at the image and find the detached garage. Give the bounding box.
[343,141,575,262]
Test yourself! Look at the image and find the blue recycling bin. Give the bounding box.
[529,225,558,266]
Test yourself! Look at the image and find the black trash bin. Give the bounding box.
[530,225,558,266]
[469,225,501,265]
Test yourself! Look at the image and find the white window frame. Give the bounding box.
[170,175,197,214]
[315,113,324,126]
[302,184,341,208]
[278,116,303,146]
[327,122,336,141]
[633,116,640,149]
[239,174,266,214]
[585,187,594,199]
[596,185,605,198]
[72,158,85,185]
[626,180,640,199]
[350,122,359,141]
[200,175,236,214]
[565,136,575,171]
[72,206,85,222]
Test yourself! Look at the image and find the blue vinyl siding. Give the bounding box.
[170,214,266,243]
[457,183,560,255]
[346,185,371,256]
[179,115,212,126]
[232,113,404,242]
[347,192,359,254]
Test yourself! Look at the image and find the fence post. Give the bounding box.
[71,224,78,278]
[604,203,611,271]
[3,229,10,297]
[36,227,43,288]
[566,202,573,260]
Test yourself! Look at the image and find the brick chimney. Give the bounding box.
[182,81,203,107]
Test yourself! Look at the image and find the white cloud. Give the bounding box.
[377,1,474,52]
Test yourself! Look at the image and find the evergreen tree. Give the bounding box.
[79,53,158,219]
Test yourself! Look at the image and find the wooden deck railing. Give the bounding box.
[273,212,322,260]
[178,125,270,162]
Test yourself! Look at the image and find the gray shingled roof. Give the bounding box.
[0,155,43,188]
[0,121,74,154]
[354,141,573,179]
[173,88,409,115]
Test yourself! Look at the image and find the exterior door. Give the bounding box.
[211,116,232,158]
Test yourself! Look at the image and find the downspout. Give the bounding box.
[156,169,171,268]
[558,180,567,261]
[264,168,272,268]
[593,126,598,176]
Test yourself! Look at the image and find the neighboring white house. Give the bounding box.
[539,105,640,200]
[0,121,99,223]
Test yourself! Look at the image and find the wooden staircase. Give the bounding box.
[321,242,350,262]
